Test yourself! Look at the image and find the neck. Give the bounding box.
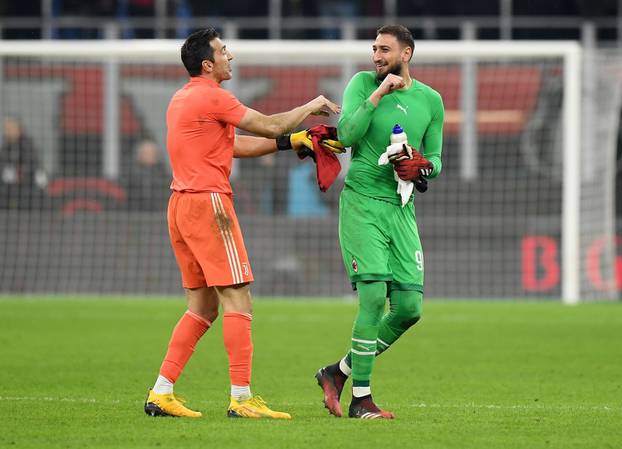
[197,73,220,84]
[400,66,412,89]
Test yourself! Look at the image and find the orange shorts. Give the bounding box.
[167,191,254,288]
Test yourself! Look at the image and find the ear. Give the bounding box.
[402,47,412,63]
[201,60,214,73]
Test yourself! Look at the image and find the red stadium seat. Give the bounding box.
[414,65,542,135]
[46,177,127,215]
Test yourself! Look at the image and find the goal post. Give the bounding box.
[0,39,616,302]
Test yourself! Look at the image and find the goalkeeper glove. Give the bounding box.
[387,144,413,163]
[392,144,433,181]
[276,130,345,160]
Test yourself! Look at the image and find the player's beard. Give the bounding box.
[376,61,402,82]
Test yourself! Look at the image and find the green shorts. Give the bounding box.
[339,188,424,292]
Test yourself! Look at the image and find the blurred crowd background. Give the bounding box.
[0,1,621,300]
[1,1,620,42]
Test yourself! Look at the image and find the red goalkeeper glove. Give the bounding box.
[392,144,433,181]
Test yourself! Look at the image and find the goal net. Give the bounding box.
[0,39,618,302]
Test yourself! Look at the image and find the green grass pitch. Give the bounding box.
[0,296,621,449]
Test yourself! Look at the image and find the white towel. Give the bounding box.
[378,144,413,207]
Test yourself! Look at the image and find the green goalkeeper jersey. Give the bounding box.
[338,71,444,205]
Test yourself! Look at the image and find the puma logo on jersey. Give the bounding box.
[396,104,408,114]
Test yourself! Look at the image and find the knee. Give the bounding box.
[400,305,421,328]
[362,295,387,317]
[186,286,220,323]
[201,309,219,324]
[357,281,388,317]
[394,293,422,328]
[218,283,252,314]
[188,307,218,325]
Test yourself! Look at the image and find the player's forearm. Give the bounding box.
[426,155,442,178]
[423,93,445,179]
[233,135,278,158]
[337,100,375,147]
[422,133,442,178]
[265,105,314,137]
[422,132,443,178]
[368,88,386,107]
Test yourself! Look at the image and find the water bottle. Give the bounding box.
[381,123,414,206]
[390,123,428,193]
[390,123,407,147]
[378,123,409,166]
[383,123,428,200]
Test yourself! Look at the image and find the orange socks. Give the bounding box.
[223,312,253,386]
[158,310,252,389]
[159,310,211,383]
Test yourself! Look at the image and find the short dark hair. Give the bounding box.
[377,25,414,60]
[181,28,220,77]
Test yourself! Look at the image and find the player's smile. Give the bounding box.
[374,60,392,79]
[225,55,233,75]
[221,56,233,78]
[374,59,401,81]
[208,37,234,81]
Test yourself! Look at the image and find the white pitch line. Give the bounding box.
[0,396,224,406]
[0,396,119,404]
[284,401,620,412]
[405,402,618,412]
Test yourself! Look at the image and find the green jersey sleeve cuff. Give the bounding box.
[428,157,442,178]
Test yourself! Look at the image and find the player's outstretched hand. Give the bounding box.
[307,95,341,116]
[289,130,346,157]
[289,130,314,152]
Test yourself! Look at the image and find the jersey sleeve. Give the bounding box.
[208,88,248,126]
[337,72,376,147]
[422,89,444,179]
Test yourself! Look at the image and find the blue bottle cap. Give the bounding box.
[392,124,403,134]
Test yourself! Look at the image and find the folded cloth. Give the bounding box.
[297,124,342,192]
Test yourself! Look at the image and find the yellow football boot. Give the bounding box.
[227,395,291,419]
[144,389,202,418]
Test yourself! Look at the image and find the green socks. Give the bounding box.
[351,281,387,387]
[344,288,423,381]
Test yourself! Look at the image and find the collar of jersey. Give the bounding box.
[190,76,220,88]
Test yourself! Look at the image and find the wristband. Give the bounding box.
[276,134,292,151]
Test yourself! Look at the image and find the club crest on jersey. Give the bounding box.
[351,258,358,272]
[396,104,408,115]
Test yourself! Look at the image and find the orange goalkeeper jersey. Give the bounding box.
[166,76,248,193]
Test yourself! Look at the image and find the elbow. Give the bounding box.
[338,134,354,148]
[337,125,354,147]
[264,120,286,139]
[265,129,282,139]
